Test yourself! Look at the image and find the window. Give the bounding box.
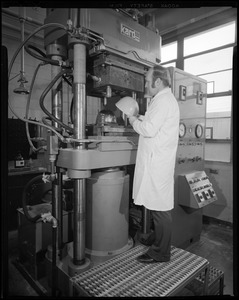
[184,21,235,56]
[176,20,236,163]
[206,96,232,114]
[200,70,232,94]
[184,47,233,75]
[183,21,235,163]
[161,41,177,64]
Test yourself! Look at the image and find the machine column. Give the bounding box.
[73,43,87,265]
[50,55,63,252]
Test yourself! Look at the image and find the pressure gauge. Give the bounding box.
[195,124,203,138]
[179,123,186,138]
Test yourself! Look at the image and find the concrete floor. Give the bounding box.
[5,220,234,297]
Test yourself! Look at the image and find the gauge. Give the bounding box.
[195,124,203,138]
[179,123,186,138]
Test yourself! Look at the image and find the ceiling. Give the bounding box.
[140,7,235,35]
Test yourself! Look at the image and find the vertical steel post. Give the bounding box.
[73,43,86,265]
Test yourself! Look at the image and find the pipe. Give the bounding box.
[52,169,63,255]
[52,225,58,297]
[19,8,26,75]
[2,8,43,26]
[73,43,87,265]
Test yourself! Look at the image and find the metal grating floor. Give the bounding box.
[71,245,209,297]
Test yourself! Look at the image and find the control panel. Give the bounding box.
[177,118,205,165]
[178,171,217,209]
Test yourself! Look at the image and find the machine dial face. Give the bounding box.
[195,124,203,138]
[179,123,186,138]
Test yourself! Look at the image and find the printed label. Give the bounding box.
[121,24,140,42]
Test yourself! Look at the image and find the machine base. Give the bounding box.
[85,237,134,264]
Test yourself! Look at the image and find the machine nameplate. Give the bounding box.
[121,24,140,42]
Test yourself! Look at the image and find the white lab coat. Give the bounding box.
[132,87,179,211]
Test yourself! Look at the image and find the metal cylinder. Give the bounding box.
[73,42,87,265]
[73,178,86,265]
[73,83,86,146]
[73,43,86,147]
[86,169,130,254]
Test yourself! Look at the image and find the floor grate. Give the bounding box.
[71,245,209,297]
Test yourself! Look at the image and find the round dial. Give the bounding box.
[179,123,186,138]
[195,124,203,138]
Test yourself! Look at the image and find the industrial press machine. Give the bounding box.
[12,8,217,296]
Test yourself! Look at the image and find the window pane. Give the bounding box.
[184,47,233,75]
[205,143,230,162]
[200,70,232,94]
[184,21,235,56]
[206,96,231,114]
[161,42,177,63]
[206,117,231,139]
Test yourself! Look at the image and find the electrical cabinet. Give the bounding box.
[169,67,218,248]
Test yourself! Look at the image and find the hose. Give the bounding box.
[8,22,69,143]
[25,63,45,152]
[21,174,50,223]
[25,44,62,66]
[25,44,46,58]
[39,68,74,133]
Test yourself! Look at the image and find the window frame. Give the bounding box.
[161,17,236,164]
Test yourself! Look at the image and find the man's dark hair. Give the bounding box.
[152,65,171,88]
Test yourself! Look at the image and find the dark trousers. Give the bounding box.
[146,210,172,262]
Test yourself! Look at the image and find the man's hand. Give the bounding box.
[128,115,138,125]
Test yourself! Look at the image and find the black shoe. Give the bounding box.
[137,253,156,263]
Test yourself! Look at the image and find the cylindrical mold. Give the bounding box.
[86,169,130,254]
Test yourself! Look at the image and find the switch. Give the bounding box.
[208,188,215,197]
[196,91,203,105]
[196,193,204,202]
[179,85,187,101]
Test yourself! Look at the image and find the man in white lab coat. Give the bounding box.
[128,65,179,263]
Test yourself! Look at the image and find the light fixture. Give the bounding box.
[14,7,29,95]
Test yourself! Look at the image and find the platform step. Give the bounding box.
[71,245,209,297]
